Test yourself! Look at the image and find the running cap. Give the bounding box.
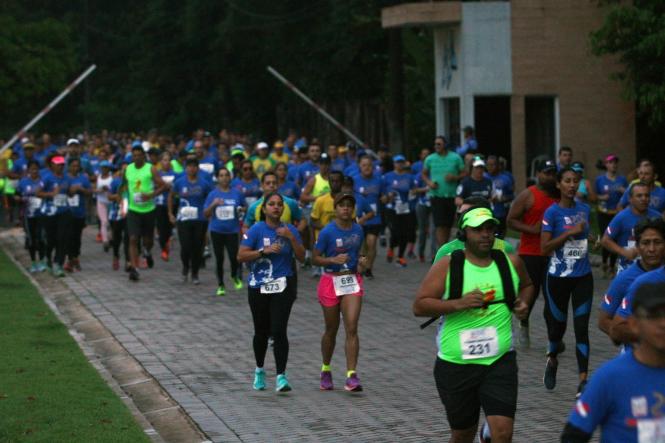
[537,159,557,172]
[632,283,665,312]
[131,142,144,152]
[472,157,486,168]
[334,193,356,207]
[99,160,113,169]
[460,207,499,229]
[231,146,245,157]
[52,156,66,165]
[393,154,406,162]
[23,142,36,149]
[66,138,80,146]
[320,152,331,163]
[273,140,285,148]
[571,161,585,173]
[256,142,269,150]
[605,154,619,163]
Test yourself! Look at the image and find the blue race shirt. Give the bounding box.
[486,172,514,218]
[354,193,374,221]
[241,222,302,288]
[67,173,91,219]
[595,174,628,213]
[411,160,424,178]
[382,171,417,212]
[172,175,213,222]
[286,163,300,183]
[353,174,383,226]
[331,157,348,172]
[566,351,665,443]
[315,222,364,273]
[606,207,662,270]
[42,173,70,216]
[231,177,262,206]
[17,176,44,218]
[204,188,245,234]
[456,176,494,202]
[198,155,218,177]
[344,163,361,179]
[616,266,665,320]
[542,202,592,277]
[156,170,177,206]
[108,177,124,221]
[600,260,646,316]
[619,185,665,213]
[297,161,319,187]
[278,181,300,200]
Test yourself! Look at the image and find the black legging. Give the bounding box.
[67,216,86,260]
[177,220,207,277]
[390,212,416,258]
[23,216,45,261]
[543,273,593,374]
[155,205,173,250]
[110,219,130,262]
[597,211,618,269]
[43,212,70,267]
[210,231,240,286]
[248,277,297,374]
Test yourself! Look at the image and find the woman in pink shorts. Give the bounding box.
[313,193,367,392]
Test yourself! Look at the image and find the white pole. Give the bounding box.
[1,64,97,154]
[266,66,378,159]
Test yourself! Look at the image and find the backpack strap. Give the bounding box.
[447,249,465,300]
[490,249,515,311]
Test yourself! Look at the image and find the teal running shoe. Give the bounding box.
[253,368,266,391]
[38,260,47,272]
[29,262,39,273]
[276,373,291,392]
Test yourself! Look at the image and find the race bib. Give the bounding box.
[200,163,214,174]
[369,203,377,213]
[637,417,665,443]
[246,197,258,206]
[67,194,80,207]
[53,194,68,207]
[215,205,235,221]
[28,197,42,211]
[395,200,410,215]
[563,239,588,260]
[460,327,499,360]
[179,206,198,220]
[133,192,144,203]
[260,276,286,294]
[162,176,175,185]
[627,240,636,250]
[333,274,361,297]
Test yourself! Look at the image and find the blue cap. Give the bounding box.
[393,154,406,162]
[131,140,143,150]
[99,160,113,169]
[124,153,133,164]
[294,139,307,150]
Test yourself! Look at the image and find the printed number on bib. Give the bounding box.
[200,164,214,174]
[460,327,499,360]
[333,274,360,296]
[133,193,144,204]
[28,197,42,211]
[67,194,80,207]
[370,203,377,213]
[179,206,198,220]
[53,194,68,207]
[162,176,174,185]
[260,276,286,294]
[563,239,587,260]
[627,240,636,250]
[637,417,665,443]
[215,206,235,221]
[394,200,410,214]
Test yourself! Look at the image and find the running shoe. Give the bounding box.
[253,368,266,391]
[53,265,65,278]
[518,324,530,348]
[29,262,39,273]
[364,269,374,280]
[320,371,333,391]
[125,263,132,273]
[73,258,81,271]
[216,286,226,297]
[478,420,491,443]
[96,232,102,243]
[128,267,140,282]
[112,258,120,271]
[160,249,169,262]
[543,358,558,390]
[386,249,394,263]
[276,373,291,392]
[396,257,407,268]
[233,277,244,290]
[192,276,200,285]
[37,260,47,272]
[576,380,588,399]
[380,236,387,248]
[203,245,211,259]
[145,254,154,269]
[139,257,148,269]
[344,373,363,392]
[63,261,73,273]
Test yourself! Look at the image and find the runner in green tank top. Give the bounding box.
[414,207,535,443]
[121,145,167,282]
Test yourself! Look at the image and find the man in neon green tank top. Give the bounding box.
[122,145,167,281]
[414,207,535,443]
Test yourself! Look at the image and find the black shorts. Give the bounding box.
[126,210,156,239]
[431,197,456,228]
[363,224,382,237]
[434,351,518,430]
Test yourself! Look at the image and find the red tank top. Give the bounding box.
[518,185,558,256]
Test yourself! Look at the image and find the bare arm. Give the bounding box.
[356,210,375,226]
[540,223,584,256]
[203,197,219,219]
[300,176,317,204]
[312,248,347,267]
[601,232,638,260]
[609,316,637,344]
[507,189,540,234]
[421,167,437,190]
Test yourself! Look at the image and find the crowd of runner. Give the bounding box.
[1,128,663,442]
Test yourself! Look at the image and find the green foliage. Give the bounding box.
[590,1,665,127]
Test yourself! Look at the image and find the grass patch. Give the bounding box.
[0,249,149,443]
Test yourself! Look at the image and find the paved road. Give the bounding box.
[7,229,613,442]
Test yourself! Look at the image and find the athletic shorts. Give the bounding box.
[362,224,381,237]
[126,210,156,239]
[317,273,364,307]
[431,197,456,228]
[434,351,518,430]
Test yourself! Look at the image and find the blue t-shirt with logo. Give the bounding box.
[456,176,494,201]
[241,221,302,288]
[42,172,70,216]
[617,266,665,319]
[566,351,665,443]
[353,174,383,226]
[354,193,374,221]
[297,161,319,187]
[198,155,218,177]
[595,174,628,213]
[278,181,300,200]
[17,176,44,218]
[172,175,213,222]
[315,222,365,273]
[382,171,417,212]
[619,185,665,212]
[600,260,646,316]
[331,157,348,173]
[542,202,591,277]
[231,177,262,205]
[486,172,514,218]
[606,207,662,270]
[344,163,361,179]
[67,173,91,219]
[156,170,177,206]
[204,188,245,234]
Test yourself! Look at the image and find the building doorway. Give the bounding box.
[525,96,558,178]
[474,96,512,169]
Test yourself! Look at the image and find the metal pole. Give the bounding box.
[1,64,97,154]
[266,66,377,158]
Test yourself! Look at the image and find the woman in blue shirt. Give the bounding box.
[37,155,70,277]
[238,192,305,393]
[231,160,262,207]
[168,158,213,285]
[65,157,92,272]
[155,152,177,261]
[204,167,246,296]
[313,193,367,392]
[541,167,594,398]
[16,160,46,272]
[108,168,129,272]
[381,155,417,267]
[595,154,628,277]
